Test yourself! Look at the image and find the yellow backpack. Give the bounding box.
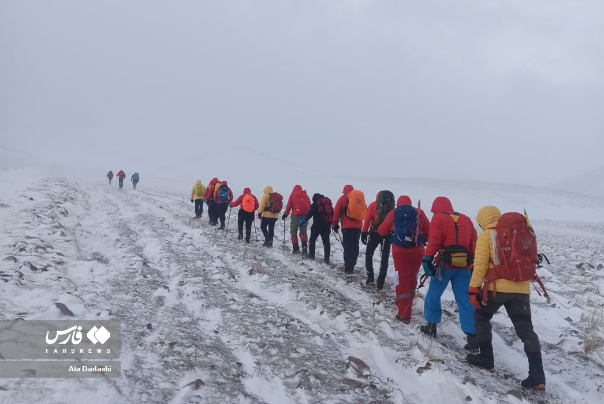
[194,184,206,197]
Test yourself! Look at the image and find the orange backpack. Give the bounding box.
[242,195,255,213]
[346,190,366,221]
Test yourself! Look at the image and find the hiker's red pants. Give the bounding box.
[392,245,425,319]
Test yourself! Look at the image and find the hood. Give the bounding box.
[476,206,501,230]
[312,193,324,202]
[293,185,302,192]
[397,195,412,206]
[221,181,228,186]
[431,196,454,214]
[342,185,354,195]
[209,178,218,186]
[195,180,202,185]
[243,188,251,195]
[263,186,273,194]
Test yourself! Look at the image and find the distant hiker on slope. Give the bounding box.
[131,172,140,189]
[282,185,311,254]
[117,170,126,189]
[378,195,430,323]
[299,193,333,264]
[258,186,282,247]
[420,196,478,350]
[333,185,366,274]
[230,188,259,243]
[362,190,395,289]
[204,178,219,226]
[214,181,233,230]
[190,180,206,219]
[467,206,546,390]
[106,170,114,185]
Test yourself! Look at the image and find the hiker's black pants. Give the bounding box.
[261,217,277,242]
[216,203,229,227]
[238,210,254,242]
[365,231,391,284]
[207,201,216,225]
[309,226,331,261]
[194,200,204,218]
[342,228,361,273]
[474,291,541,354]
[118,178,124,189]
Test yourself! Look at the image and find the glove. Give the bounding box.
[257,213,263,220]
[191,199,194,203]
[361,232,368,245]
[332,224,340,233]
[468,287,483,310]
[298,217,308,226]
[422,255,435,276]
[282,214,288,220]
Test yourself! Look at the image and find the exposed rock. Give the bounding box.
[21,261,46,272]
[565,317,573,323]
[506,389,523,400]
[2,256,17,263]
[597,263,603,270]
[183,379,204,390]
[55,303,75,317]
[146,323,153,330]
[341,378,363,389]
[466,396,472,402]
[462,376,475,385]
[347,356,371,377]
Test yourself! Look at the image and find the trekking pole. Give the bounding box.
[253,216,258,242]
[282,218,286,255]
[225,207,232,239]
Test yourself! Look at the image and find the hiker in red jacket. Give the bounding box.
[282,185,311,254]
[214,181,233,230]
[116,170,126,189]
[420,196,478,349]
[333,185,366,274]
[378,195,430,323]
[230,188,259,243]
[205,178,219,226]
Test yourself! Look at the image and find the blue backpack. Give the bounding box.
[132,173,139,182]
[217,185,230,202]
[392,205,425,247]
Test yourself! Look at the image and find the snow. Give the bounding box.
[1,158,604,403]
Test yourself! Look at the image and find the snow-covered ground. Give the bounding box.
[1,165,604,404]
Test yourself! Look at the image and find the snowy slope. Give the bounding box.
[548,165,604,198]
[1,167,604,404]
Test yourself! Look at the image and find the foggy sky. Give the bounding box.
[1,0,602,186]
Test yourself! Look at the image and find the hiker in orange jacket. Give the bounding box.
[214,181,233,230]
[230,188,259,243]
[116,170,126,189]
[333,185,366,274]
[362,191,395,289]
[205,178,219,225]
[378,195,430,323]
[282,185,311,254]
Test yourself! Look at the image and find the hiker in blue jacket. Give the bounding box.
[131,172,140,189]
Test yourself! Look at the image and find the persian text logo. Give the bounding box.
[46,326,111,345]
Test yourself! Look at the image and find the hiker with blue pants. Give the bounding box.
[420,196,478,350]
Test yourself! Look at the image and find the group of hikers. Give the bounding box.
[106,170,140,189]
[190,179,547,391]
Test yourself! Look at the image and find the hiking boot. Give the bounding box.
[218,226,225,230]
[365,279,374,286]
[262,239,268,247]
[521,353,546,390]
[245,239,250,244]
[467,342,494,371]
[420,322,437,337]
[308,253,315,260]
[465,334,480,351]
[376,280,384,290]
[302,243,308,255]
[396,315,411,324]
[292,244,300,254]
[267,239,273,248]
[323,257,329,265]
[238,234,243,240]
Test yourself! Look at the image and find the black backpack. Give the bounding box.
[373,190,395,231]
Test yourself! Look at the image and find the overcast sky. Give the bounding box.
[1,0,602,187]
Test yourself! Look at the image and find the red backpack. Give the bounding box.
[242,195,255,213]
[486,212,538,284]
[267,192,283,213]
[317,197,334,224]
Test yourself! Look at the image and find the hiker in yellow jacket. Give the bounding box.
[190,180,206,219]
[258,186,281,247]
[466,206,545,390]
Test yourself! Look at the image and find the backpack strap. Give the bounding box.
[449,213,460,245]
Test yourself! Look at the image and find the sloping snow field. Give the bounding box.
[1,167,604,404]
